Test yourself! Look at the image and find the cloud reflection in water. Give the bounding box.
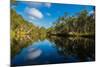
[27,47,42,60]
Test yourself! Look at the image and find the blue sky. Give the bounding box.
[11,1,94,28]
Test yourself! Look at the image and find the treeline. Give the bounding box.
[11,9,46,40]
[47,9,95,37]
[11,9,46,57]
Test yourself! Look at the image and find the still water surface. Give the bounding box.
[11,36,95,66]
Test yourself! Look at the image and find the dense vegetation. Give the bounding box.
[47,9,95,37]
[11,1,95,58]
[11,1,95,38]
[11,9,46,57]
[11,9,46,39]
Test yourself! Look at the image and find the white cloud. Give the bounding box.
[28,2,42,6]
[25,7,44,19]
[25,2,42,7]
[27,48,42,60]
[89,10,94,15]
[27,2,52,8]
[28,16,36,21]
[45,3,51,8]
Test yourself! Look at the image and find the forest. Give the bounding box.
[47,9,95,37]
[11,1,95,58]
[11,6,95,43]
[11,8,95,39]
[11,8,95,56]
[11,9,46,57]
[11,0,95,38]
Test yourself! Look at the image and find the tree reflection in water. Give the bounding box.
[47,36,95,62]
[11,34,40,58]
[11,34,95,64]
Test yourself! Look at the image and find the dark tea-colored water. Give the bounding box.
[11,36,95,66]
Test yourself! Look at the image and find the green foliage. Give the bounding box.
[48,9,95,36]
[11,9,47,57]
[11,8,95,57]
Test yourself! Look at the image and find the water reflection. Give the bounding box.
[11,35,95,66]
[27,47,42,60]
[11,35,39,58]
[48,36,95,61]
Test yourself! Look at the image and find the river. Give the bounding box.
[11,36,95,66]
